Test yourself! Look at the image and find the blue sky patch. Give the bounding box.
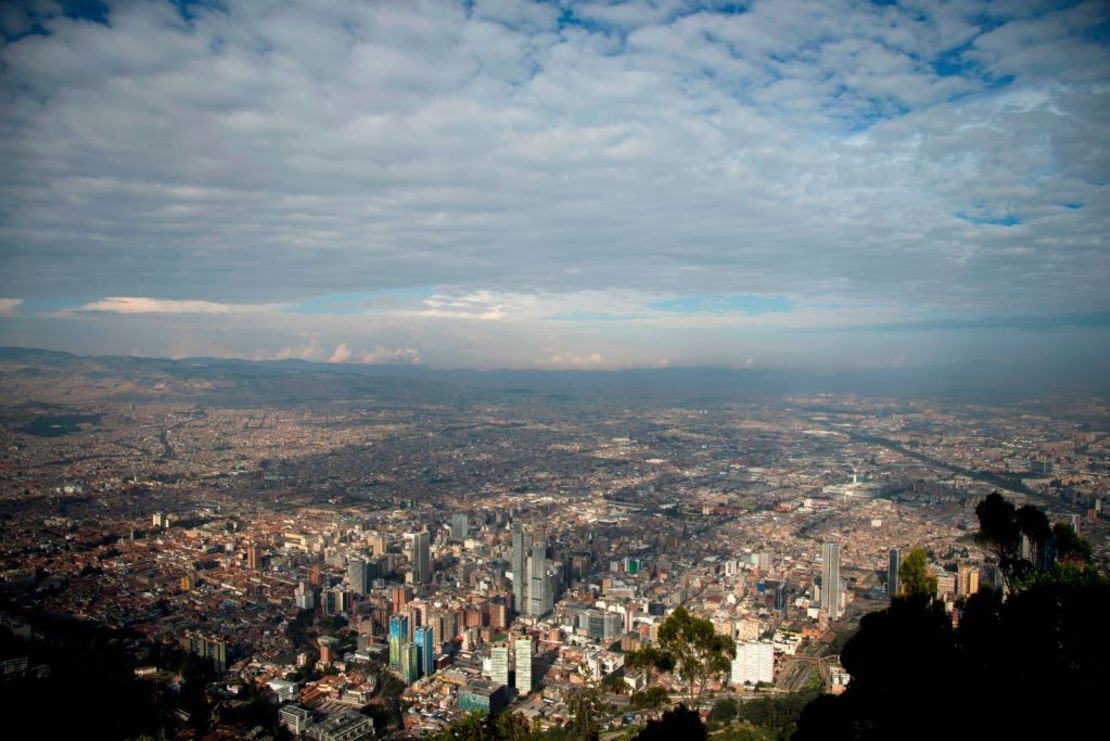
[649,294,792,314]
[283,288,435,315]
[957,212,1022,227]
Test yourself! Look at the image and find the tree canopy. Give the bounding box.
[432,712,542,741]
[623,644,674,686]
[896,547,937,598]
[656,606,735,703]
[565,681,605,741]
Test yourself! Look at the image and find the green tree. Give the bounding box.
[566,682,605,741]
[897,547,937,598]
[629,686,670,709]
[708,696,739,724]
[656,606,735,703]
[434,713,494,741]
[623,644,675,686]
[494,712,542,741]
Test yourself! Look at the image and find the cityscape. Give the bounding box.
[2,1,1108,739]
[0,349,1106,738]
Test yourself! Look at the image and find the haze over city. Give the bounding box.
[1,0,1108,373]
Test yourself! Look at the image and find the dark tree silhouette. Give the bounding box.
[633,703,706,741]
[1053,522,1092,565]
[975,492,1023,591]
[1015,504,1050,545]
[796,496,1109,740]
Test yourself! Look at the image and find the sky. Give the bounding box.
[0,0,1108,371]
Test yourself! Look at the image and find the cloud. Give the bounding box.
[415,292,507,321]
[327,342,353,363]
[329,343,422,364]
[78,297,279,314]
[361,345,422,364]
[0,1,1107,370]
[268,337,323,361]
[542,352,607,369]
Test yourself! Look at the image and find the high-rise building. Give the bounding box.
[957,564,980,596]
[295,581,315,610]
[490,644,509,688]
[514,637,533,695]
[348,557,368,596]
[528,535,551,617]
[415,626,435,678]
[389,614,409,667]
[821,542,841,620]
[511,522,529,614]
[888,548,901,598]
[324,587,347,616]
[583,611,621,641]
[451,513,468,541]
[731,641,774,686]
[368,533,387,558]
[247,544,261,570]
[391,584,412,612]
[401,642,420,684]
[318,635,338,665]
[181,632,227,672]
[411,530,431,584]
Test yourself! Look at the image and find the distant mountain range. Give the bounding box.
[1,345,1107,406]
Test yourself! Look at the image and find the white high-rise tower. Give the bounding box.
[821,542,841,619]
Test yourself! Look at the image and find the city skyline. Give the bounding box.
[0,1,1107,372]
[0,343,1105,737]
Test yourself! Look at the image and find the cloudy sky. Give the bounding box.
[1,0,1107,370]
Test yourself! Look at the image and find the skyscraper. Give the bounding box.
[888,548,901,598]
[514,637,533,695]
[821,542,841,620]
[401,642,420,684]
[415,626,435,678]
[411,530,431,584]
[511,522,529,614]
[528,535,551,617]
[324,587,347,616]
[348,557,368,597]
[295,581,314,610]
[490,643,509,688]
[389,613,409,667]
[450,513,468,541]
